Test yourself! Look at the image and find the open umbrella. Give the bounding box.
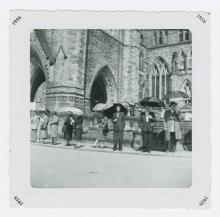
[140,97,164,107]
[60,107,83,116]
[93,103,106,112]
[163,91,189,100]
[30,102,36,110]
[103,103,127,118]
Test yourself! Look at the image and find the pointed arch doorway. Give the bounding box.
[90,66,118,110]
[30,48,47,109]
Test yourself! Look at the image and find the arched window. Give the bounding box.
[179,30,184,42]
[181,80,192,98]
[164,30,168,44]
[139,82,149,100]
[153,31,157,46]
[140,34,144,44]
[179,50,187,71]
[151,57,170,99]
[139,51,144,71]
[188,49,192,69]
[185,30,190,41]
[159,31,163,45]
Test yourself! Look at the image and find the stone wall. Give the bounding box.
[31,29,192,113]
[84,30,123,101]
[144,42,192,94]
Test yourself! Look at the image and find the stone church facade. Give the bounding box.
[30,29,192,113]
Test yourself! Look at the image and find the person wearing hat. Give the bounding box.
[139,105,156,152]
[73,115,83,148]
[38,111,49,144]
[112,104,125,151]
[164,102,182,152]
[63,113,75,146]
[49,111,59,145]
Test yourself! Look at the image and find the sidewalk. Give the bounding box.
[31,139,192,158]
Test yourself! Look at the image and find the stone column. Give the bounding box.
[149,75,152,97]
[42,29,87,111]
[164,75,167,95]
[121,30,140,103]
[159,74,162,99]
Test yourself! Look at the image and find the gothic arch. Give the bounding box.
[187,48,192,68]
[181,79,192,97]
[139,50,144,71]
[150,57,171,99]
[30,43,49,82]
[178,48,187,70]
[30,44,48,106]
[139,81,149,100]
[150,56,171,73]
[89,65,118,110]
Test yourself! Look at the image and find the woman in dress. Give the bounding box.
[30,110,40,142]
[93,114,109,148]
[49,111,59,145]
[38,111,49,144]
[74,115,83,148]
[63,113,75,146]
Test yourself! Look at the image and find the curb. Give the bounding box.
[31,142,192,158]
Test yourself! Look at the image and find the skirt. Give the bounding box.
[31,129,37,142]
[50,124,58,138]
[40,129,48,139]
[74,128,82,141]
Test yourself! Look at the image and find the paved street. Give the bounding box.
[31,143,192,188]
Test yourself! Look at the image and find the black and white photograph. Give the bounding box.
[9,11,210,208]
[30,29,192,188]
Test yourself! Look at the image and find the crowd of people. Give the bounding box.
[31,101,184,153]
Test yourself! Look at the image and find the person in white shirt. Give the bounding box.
[164,102,182,152]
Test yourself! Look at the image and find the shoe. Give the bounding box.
[113,147,117,151]
[118,147,122,151]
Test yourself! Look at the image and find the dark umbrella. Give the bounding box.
[140,97,164,107]
[103,103,127,118]
[163,91,189,100]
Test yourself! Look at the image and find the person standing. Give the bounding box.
[63,113,75,146]
[164,102,182,152]
[94,114,109,148]
[30,110,40,142]
[74,115,83,148]
[112,105,125,151]
[38,111,49,144]
[139,105,156,152]
[49,111,59,145]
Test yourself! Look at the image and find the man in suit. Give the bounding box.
[164,102,182,152]
[112,105,125,151]
[139,105,156,152]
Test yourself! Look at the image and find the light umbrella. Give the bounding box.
[93,103,106,112]
[30,102,36,110]
[60,107,83,116]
